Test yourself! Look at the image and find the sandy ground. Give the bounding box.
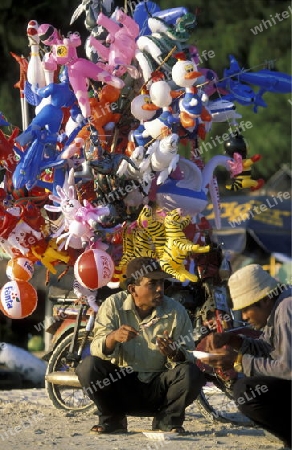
[0,388,289,450]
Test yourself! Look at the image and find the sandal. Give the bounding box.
[170,427,186,435]
[90,423,128,434]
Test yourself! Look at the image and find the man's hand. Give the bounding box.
[113,325,139,343]
[204,332,231,351]
[204,332,244,352]
[104,325,138,354]
[156,331,176,358]
[200,347,237,371]
[156,331,185,362]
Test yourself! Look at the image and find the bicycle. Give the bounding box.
[45,300,96,412]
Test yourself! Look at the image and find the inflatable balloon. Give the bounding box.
[76,85,122,148]
[88,9,140,78]
[224,131,265,191]
[171,56,212,133]
[133,1,161,36]
[139,133,180,184]
[136,12,197,82]
[153,7,189,25]
[1,0,291,322]
[235,66,292,94]
[74,249,115,290]
[159,208,210,282]
[136,204,166,259]
[26,20,46,90]
[37,23,124,119]
[0,112,10,126]
[0,280,38,319]
[156,157,208,216]
[6,257,34,281]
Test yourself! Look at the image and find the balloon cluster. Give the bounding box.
[0,1,291,318]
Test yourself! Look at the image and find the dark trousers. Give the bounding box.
[76,355,205,431]
[233,375,292,447]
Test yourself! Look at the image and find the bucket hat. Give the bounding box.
[228,264,278,310]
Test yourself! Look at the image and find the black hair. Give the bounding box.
[240,297,265,312]
[125,276,141,289]
[252,299,263,308]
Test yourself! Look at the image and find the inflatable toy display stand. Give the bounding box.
[0,0,291,319]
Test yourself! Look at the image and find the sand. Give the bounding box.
[0,388,288,450]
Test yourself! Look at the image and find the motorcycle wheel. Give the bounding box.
[196,376,255,427]
[45,331,96,413]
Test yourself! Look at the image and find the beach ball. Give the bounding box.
[0,280,38,319]
[6,257,34,282]
[74,249,114,290]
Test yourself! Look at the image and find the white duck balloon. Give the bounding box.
[127,92,159,153]
[171,57,212,130]
[117,93,159,180]
[143,80,180,139]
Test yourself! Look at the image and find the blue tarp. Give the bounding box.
[203,194,292,257]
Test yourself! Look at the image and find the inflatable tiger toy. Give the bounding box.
[136,205,166,259]
[109,223,135,285]
[133,225,156,259]
[160,208,210,282]
[110,221,155,286]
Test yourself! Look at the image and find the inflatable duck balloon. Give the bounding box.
[131,93,159,123]
[143,80,180,139]
[130,93,160,149]
[149,80,177,108]
[118,93,159,179]
[171,56,202,89]
[171,55,212,130]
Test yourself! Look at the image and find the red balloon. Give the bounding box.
[74,249,114,290]
[0,280,38,319]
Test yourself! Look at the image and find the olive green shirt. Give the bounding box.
[90,290,195,383]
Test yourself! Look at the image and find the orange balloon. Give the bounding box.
[6,257,34,282]
[77,85,122,150]
[0,280,38,319]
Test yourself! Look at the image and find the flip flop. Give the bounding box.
[90,424,128,434]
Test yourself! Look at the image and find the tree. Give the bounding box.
[159,0,292,180]
[0,0,291,180]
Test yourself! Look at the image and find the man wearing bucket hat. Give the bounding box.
[76,257,205,435]
[202,264,292,448]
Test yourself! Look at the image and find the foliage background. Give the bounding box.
[0,0,291,180]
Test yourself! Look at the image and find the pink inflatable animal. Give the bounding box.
[38,24,124,118]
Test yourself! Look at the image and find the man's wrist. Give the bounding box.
[104,332,118,354]
[168,348,185,362]
[227,333,244,351]
[233,352,243,372]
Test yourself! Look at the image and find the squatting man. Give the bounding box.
[76,256,205,434]
[82,365,134,392]
[202,264,292,448]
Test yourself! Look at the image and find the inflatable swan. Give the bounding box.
[156,155,232,228]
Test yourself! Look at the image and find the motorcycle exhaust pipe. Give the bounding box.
[46,371,81,387]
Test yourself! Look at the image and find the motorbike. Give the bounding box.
[44,244,259,425]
